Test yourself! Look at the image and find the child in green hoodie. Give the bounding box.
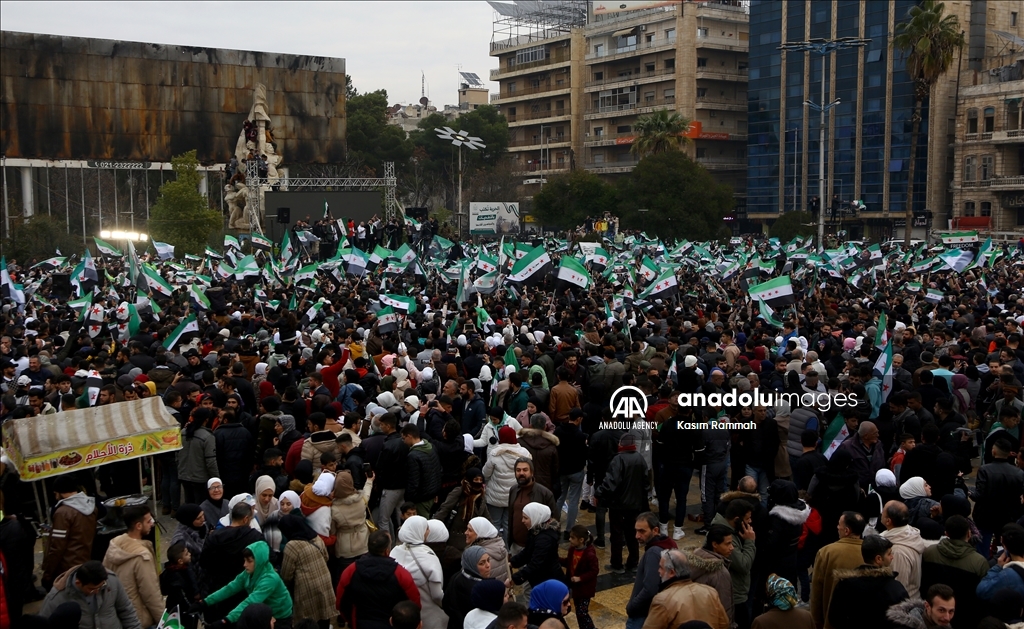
[201,541,293,626]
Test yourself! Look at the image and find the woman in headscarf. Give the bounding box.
[807,447,862,545]
[464,579,508,629]
[200,478,229,537]
[178,408,220,504]
[253,475,279,527]
[750,574,814,629]
[331,470,372,573]
[899,476,941,535]
[169,504,209,561]
[863,468,901,532]
[390,515,449,629]
[262,489,302,563]
[252,363,269,388]
[218,494,263,532]
[510,503,563,590]
[299,471,336,550]
[764,480,810,587]
[527,579,571,629]
[467,516,510,585]
[278,514,336,629]
[434,468,490,551]
[951,373,973,415]
[427,520,463,586]
[443,546,493,629]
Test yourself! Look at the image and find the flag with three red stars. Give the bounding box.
[555,256,593,290]
[638,269,679,302]
[86,302,106,338]
[747,275,795,310]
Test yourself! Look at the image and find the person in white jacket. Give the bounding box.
[482,427,532,540]
[879,500,937,598]
[390,515,449,629]
[473,407,524,458]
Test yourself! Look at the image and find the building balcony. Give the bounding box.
[508,136,571,150]
[693,1,750,22]
[963,132,994,142]
[490,84,571,105]
[696,155,746,170]
[585,66,677,91]
[584,132,637,147]
[696,67,748,82]
[989,175,1024,190]
[991,129,1024,144]
[513,163,571,177]
[695,96,747,112]
[696,34,748,53]
[490,51,572,80]
[506,108,571,125]
[585,159,640,174]
[584,97,676,120]
[585,37,677,62]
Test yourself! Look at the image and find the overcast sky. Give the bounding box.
[1,1,498,106]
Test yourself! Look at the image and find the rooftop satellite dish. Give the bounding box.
[419,96,429,106]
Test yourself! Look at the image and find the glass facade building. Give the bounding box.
[746,0,929,236]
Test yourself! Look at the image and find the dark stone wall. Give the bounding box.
[0,31,347,163]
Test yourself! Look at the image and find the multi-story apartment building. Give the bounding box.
[747,0,1022,240]
[582,0,749,205]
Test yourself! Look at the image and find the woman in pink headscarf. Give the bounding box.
[950,374,972,415]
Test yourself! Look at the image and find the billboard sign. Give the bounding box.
[594,0,681,15]
[470,202,521,235]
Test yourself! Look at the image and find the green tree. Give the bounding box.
[630,110,692,158]
[4,215,83,265]
[616,151,733,241]
[148,150,223,255]
[769,211,815,243]
[532,169,618,230]
[892,0,964,246]
[346,90,414,177]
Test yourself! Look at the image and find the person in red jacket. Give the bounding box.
[337,530,420,629]
[561,525,599,629]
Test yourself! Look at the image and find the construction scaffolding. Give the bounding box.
[489,0,589,50]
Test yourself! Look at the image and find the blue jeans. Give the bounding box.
[701,460,728,525]
[625,616,646,629]
[656,461,692,525]
[556,470,585,532]
[745,465,770,507]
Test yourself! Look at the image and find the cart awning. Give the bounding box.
[3,397,182,481]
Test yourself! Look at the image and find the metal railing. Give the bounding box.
[695,67,749,81]
[506,108,569,123]
[585,97,675,115]
[492,81,571,101]
[697,34,749,50]
[585,66,676,88]
[586,36,677,60]
[491,50,572,78]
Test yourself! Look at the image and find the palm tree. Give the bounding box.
[630,110,693,158]
[892,0,964,246]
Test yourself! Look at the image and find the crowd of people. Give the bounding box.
[0,229,1023,629]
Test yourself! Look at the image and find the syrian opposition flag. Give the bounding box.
[375,305,400,334]
[748,275,795,309]
[279,230,297,263]
[153,241,175,260]
[78,248,99,283]
[1,257,25,305]
[556,256,593,290]
[156,608,183,629]
[163,314,199,350]
[234,255,261,281]
[380,293,418,314]
[639,269,679,302]
[305,300,326,322]
[476,307,495,330]
[94,237,123,258]
[31,256,67,271]
[368,245,390,271]
[472,271,500,295]
[875,312,890,350]
[586,247,610,271]
[904,282,922,293]
[757,299,784,327]
[116,302,141,341]
[190,284,211,310]
[476,253,498,274]
[638,256,659,282]
[924,288,944,304]
[68,291,92,314]
[507,246,552,285]
[873,341,894,403]
[142,264,174,297]
[293,263,319,285]
[250,233,273,252]
[85,302,106,338]
[224,234,241,252]
[938,248,974,273]
[342,247,369,275]
[940,231,978,246]
[394,243,418,264]
[909,256,938,274]
[217,261,236,280]
[204,247,223,260]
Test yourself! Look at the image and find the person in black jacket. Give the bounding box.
[373,413,410,537]
[433,419,471,503]
[764,479,810,587]
[161,542,201,629]
[827,534,909,629]
[510,503,563,591]
[596,432,650,572]
[554,409,588,539]
[402,423,443,516]
[199,502,265,622]
[652,398,702,539]
[587,424,625,548]
[970,437,1024,557]
[214,411,255,499]
[337,432,368,490]
[336,530,422,629]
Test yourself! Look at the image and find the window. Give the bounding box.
[645,63,655,72]
[981,201,992,216]
[866,49,882,63]
[594,71,603,81]
[664,88,675,101]
[665,58,675,69]
[696,148,708,158]
[1013,11,1018,26]
[516,45,545,65]
[666,28,676,42]
[508,82,516,93]
[594,127,604,136]
[963,201,975,216]
[964,155,977,181]
[593,153,605,163]
[697,87,708,98]
[594,44,605,57]
[697,57,708,68]
[967,109,978,134]
[617,125,632,133]
[697,27,709,38]
[531,79,541,88]
[646,33,654,44]
[555,100,564,110]
[644,91,655,103]
[616,34,637,52]
[984,107,995,132]
[981,155,994,180]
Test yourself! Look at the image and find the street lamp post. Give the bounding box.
[779,37,870,251]
[435,127,486,237]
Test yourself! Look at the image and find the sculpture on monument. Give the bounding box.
[225,83,284,230]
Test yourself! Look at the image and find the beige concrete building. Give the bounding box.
[582,0,748,202]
